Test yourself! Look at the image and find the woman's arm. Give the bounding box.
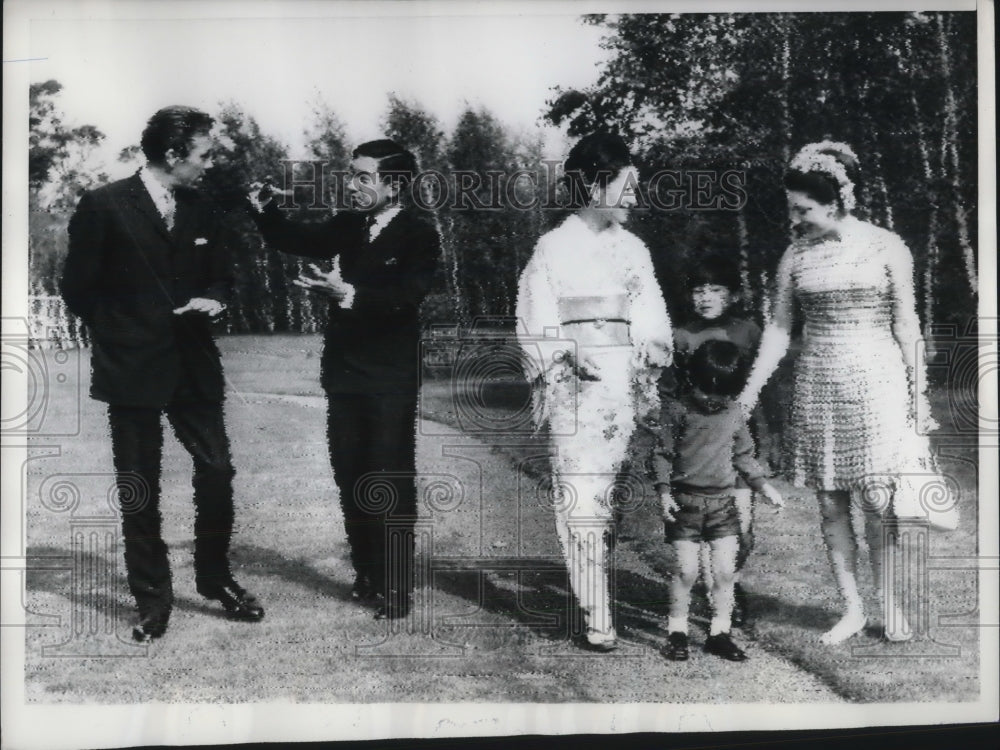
[738,246,795,413]
[625,237,673,368]
[515,240,567,382]
[885,233,937,430]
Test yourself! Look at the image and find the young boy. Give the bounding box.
[665,253,768,626]
[655,340,783,661]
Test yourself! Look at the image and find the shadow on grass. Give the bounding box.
[425,552,682,653]
[24,544,271,626]
[227,542,355,602]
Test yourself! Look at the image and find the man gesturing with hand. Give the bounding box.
[247,139,441,621]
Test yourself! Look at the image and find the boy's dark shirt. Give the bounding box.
[661,312,761,398]
[653,390,769,496]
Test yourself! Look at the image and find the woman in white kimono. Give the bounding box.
[516,133,673,651]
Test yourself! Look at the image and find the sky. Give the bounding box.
[20,3,611,178]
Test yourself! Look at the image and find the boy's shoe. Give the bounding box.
[661,631,689,661]
[704,632,747,661]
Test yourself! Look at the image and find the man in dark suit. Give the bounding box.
[62,105,264,642]
[247,139,441,620]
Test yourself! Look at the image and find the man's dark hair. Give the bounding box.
[562,132,632,209]
[353,139,418,189]
[687,339,748,398]
[140,106,215,166]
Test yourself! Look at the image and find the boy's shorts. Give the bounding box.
[665,490,741,543]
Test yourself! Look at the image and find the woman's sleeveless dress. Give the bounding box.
[786,219,917,492]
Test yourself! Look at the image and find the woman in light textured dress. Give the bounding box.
[516,133,672,651]
[739,142,939,644]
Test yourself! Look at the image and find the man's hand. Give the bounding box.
[294,260,354,305]
[246,179,290,214]
[173,297,225,318]
[759,482,785,510]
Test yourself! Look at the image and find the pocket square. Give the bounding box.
[194,237,208,245]
[385,257,398,266]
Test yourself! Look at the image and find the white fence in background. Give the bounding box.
[27,294,89,349]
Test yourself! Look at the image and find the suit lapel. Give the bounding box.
[123,173,172,241]
[353,208,407,278]
[171,189,202,249]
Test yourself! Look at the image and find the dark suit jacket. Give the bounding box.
[252,204,441,394]
[62,173,235,407]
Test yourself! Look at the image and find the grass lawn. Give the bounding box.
[19,333,982,705]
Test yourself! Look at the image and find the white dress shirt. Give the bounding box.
[368,204,402,241]
[139,166,176,230]
[338,205,404,309]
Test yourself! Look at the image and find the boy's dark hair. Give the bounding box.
[353,139,418,189]
[687,339,748,397]
[687,252,742,294]
[562,132,632,209]
[141,106,215,166]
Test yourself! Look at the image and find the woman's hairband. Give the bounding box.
[789,141,857,211]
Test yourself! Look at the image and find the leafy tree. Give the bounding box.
[200,102,298,333]
[303,98,351,210]
[446,106,547,323]
[381,94,456,324]
[29,80,108,208]
[28,80,108,295]
[545,12,978,330]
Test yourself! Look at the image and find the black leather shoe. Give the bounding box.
[704,632,747,661]
[132,610,169,642]
[373,590,411,620]
[197,580,264,622]
[661,631,689,661]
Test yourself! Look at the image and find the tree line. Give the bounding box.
[28,11,977,339]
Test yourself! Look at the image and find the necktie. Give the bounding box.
[163,189,177,232]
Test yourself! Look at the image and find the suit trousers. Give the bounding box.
[326,392,419,598]
[108,400,236,615]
